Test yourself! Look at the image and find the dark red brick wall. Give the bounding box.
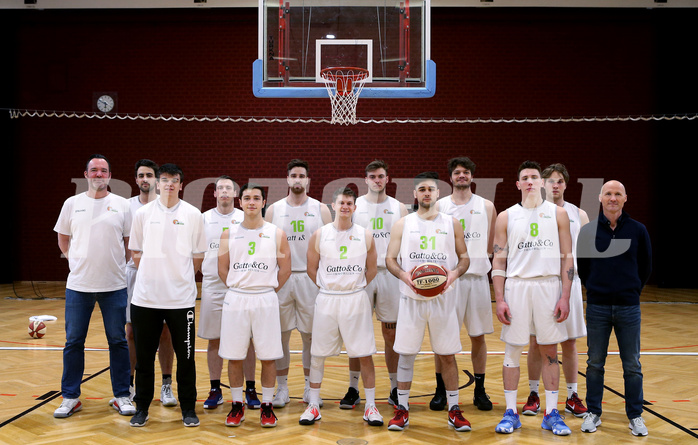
[3,7,695,287]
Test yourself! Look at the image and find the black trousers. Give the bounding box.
[130,303,197,411]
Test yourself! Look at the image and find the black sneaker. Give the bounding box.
[429,387,447,411]
[130,410,149,427]
[339,387,361,409]
[473,388,493,411]
[387,387,398,408]
[182,409,200,427]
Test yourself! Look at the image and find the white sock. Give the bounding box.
[277,375,288,389]
[529,380,540,394]
[545,390,559,414]
[349,371,361,390]
[566,382,577,398]
[504,389,518,412]
[364,387,375,405]
[446,391,459,410]
[309,387,321,406]
[397,389,410,409]
[231,386,244,403]
[261,386,274,404]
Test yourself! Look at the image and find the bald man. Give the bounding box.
[577,180,652,436]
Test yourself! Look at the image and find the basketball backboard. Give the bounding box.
[254,0,434,98]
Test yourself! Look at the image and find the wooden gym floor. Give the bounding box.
[1,282,697,444]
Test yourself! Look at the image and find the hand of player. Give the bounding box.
[553,298,570,323]
[401,268,418,293]
[442,267,458,294]
[496,300,512,325]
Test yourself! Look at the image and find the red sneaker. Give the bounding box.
[225,402,245,426]
[260,403,277,428]
[565,392,588,417]
[388,405,409,431]
[448,405,472,432]
[522,391,540,416]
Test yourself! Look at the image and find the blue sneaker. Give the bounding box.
[495,409,522,434]
[203,388,224,409]
[246,387,261,409]
[542,409,572,435]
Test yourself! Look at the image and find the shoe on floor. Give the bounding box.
[130,410,149,427]
[339,387,361,409]
[225,401,245,426]
[495,409,521,434]
[473,388,493,411]
[429,387,446,411]
[363,403,383,426]
[299,403,322,425]
[272,386,290,408]
[541,409,571,436]
[387,387,398,408]
[581,412,601,433]
[204,387,224,409]
[565,392,588,417]
[245,387,261,409]
[54,398,82,418]
[112,396,136,416]
[448,405,471,432]
[260,403,278,427]
[160,380,178,407]
[629,416,648,436]
[387,404,409,431]
[182,409,199,427]
[522,391,540,415]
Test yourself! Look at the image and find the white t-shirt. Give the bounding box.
[398,212,457,300]
[270,197,325,272]
[353,195,402,268]
[201,207,244,293]
[505,200,561,279]
[316,223,368,293]
[129,199,206,309]
[225,221,280,292]
[54,192,131,293]
[437,194,492,276]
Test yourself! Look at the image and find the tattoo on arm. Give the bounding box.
[493,243,507,254]
[567,267,574,281]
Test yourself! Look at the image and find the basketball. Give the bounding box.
[411,263,448,297]
[28,320,46,339]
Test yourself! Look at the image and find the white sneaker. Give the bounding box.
[303,386,323,407]
[581,412,601,433]
[299,403,322,425]
[161,382,178,407]
[272,387,290,408]
[629,416,648,436]
[112,397,136,416]
[54,398,82,418]
[363,403,384,427]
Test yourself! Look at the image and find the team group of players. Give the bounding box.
[53,155,594,435]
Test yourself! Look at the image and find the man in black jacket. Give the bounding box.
[576,180,652,436]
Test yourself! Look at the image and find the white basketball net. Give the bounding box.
[320,68,369,125]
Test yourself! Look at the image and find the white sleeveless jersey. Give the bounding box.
[316,223,368,293]
[398,212,457,300]
[505,200,561,279]
[225,221,279,292]
[353,195,402,268]
[437,194,491,276]
[270,197,325,272]
[563,201,581,270]
[202,207,244,292]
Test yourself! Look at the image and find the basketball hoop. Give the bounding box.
[320,67,369,125]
